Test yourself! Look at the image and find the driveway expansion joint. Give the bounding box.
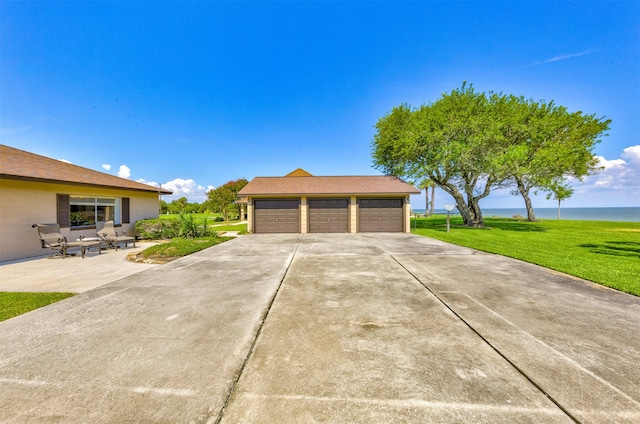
[213,235,303,424]
[379,245,582,424]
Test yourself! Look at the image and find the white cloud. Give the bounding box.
[58,158,71,164]
[102,164,111,171]
[158,178,211,202]
[136,178,161,188]
[118,165,131,179]
[530,49,598,67]
[622,145,640,164]
[577,145,640,196]
[594,156,626,170]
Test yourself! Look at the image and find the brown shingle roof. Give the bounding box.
[0,144,172,194]
[238,175,420,196]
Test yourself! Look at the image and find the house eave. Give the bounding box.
[0,174,173,195]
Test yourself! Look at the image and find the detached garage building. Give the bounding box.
[238,169,420,234]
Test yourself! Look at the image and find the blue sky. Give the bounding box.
[1,1,638,209]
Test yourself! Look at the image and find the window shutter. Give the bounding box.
[57,194,70,227]
[122,197,130,223]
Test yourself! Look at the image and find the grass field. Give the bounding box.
[210,223,248,232]
[159,213,243,223]
[0,292,75,322]
[411,216,640,296]
[139,235,234,260]
[158,213,247,233]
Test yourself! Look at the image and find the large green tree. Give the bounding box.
[373,84,509,227]
[207,178,248,221]
[372,83,610,226]
[499,98,610,221]
[167,197,189,214]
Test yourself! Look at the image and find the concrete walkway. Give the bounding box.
[0,233,638,423]
[0,242,161,293]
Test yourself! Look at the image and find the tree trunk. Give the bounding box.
[430,185,435,214]
[439,184,473,226]
[557,200,561,219]
[469,199,484,227]
[431,176,489,228]
[425,188,429,216]
[516,177,536,221]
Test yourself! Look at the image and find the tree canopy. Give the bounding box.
[206,178,248,221]
[372,83,610,226]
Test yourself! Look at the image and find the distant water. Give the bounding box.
[412,207,640,222]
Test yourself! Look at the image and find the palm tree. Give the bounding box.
[420,179,436,215]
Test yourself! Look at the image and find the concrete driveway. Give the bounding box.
[0,233,638,423]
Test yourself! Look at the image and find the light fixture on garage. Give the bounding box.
[443,203,456,233]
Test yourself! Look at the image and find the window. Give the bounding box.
[57,195,129,228]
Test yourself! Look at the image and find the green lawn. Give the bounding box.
[0,292,75,322]
[210,223,248,232]
[158,213,246,232]
[411,216,640,296]
[140,235,234,260]
[159,213,243,223]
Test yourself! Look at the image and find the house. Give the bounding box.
[0,145,172,262]
[238,169,420,234]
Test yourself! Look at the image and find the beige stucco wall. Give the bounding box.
[0,178,162,262]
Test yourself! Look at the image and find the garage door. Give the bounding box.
[308,199,349,233]
[358,198,404,232]
[254,199,300,233]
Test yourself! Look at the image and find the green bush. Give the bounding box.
[178,214,215,238]
[214,216,224,222]
[135,218,180,240]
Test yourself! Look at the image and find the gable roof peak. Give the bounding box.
[285,168,313,177]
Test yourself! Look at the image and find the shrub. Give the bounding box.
[178,214,218,238]
[214,216,224,222]
[135,218,180,240]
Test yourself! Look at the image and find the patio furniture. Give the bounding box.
[32,223,101,259]
[96,221,136,250]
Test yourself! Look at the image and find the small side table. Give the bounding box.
[76,237,106,255]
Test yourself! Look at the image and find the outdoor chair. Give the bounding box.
[96,220,136,250]
[32,223,101,259]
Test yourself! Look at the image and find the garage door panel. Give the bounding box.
[309,199,349,233]
[254,200,300,233]
[358,198,403,232]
